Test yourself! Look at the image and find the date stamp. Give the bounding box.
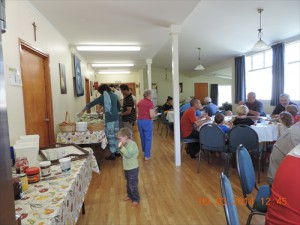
[198,196,287,206]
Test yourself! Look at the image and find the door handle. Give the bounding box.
[45,118,50,122]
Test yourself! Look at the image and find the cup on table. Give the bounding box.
[59,157,71,173]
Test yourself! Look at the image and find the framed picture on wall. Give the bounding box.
[59,63,67,94]
[73,55,84,96]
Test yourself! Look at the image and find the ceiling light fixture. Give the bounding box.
[92,63,134,67]
[195,48,205,70]
[77,46,141,51]
[251,8,269,51]
[98,70,130,74]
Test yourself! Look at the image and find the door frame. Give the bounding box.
[19,39,55,145]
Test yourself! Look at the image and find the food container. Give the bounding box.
[26,167,40,184]
[15,157,29,174]
[12,176,23,200]
[76,122,88,132]
[18,173,28,192]
[39,161,51,177]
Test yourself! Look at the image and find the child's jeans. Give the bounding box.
[125,167,140,203]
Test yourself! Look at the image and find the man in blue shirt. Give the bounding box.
[203,97,218,117]
[180,97,202,118]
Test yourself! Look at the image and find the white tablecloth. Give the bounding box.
[250,124,279,142]
[166,111,174,123]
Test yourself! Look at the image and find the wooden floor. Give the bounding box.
[77,123,267,225]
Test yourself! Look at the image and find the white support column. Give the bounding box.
[146,59,152,90]
[170,25,181,167]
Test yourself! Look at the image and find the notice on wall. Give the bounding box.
[7,67,22,86]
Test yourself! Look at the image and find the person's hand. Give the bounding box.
[78,112,83,117]
[118,142,123,148]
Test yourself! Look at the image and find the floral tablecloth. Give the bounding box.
[56,130,107,149]
[15,153,95,225]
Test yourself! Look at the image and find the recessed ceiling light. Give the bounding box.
[98,71,130,74]
[77,46,141,51]
[92,63,134,67]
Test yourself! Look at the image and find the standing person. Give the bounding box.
[79,84,121,160]
[120,84,135,129]
[137,89,156,160]
[267,121,300,184]
[239,92,265,116]
[109,84,124,106]
[271,93,298,117]
[118,127,140,206]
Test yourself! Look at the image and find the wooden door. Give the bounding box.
[194,83,208,104]
[125,83,136,96]
[20,40,54,147]
[85,78,91,113]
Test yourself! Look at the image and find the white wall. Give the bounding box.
[150,66,233,106]
[95,70,144,102]
[3,1,93,145]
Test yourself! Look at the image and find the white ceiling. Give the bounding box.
[29,0,300,77]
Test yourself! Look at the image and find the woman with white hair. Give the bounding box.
[137,89,156,160]
[203,96,218,117]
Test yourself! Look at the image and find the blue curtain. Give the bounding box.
[210,84,218,105]
[234,56,246,103]
[271,43,285,106]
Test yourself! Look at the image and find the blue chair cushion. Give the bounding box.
[253,185,270,213]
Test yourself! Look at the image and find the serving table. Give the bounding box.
[56,130,107,149]
[15,149,98,225]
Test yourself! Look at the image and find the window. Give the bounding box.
[284,41,300,101]
[218,85,232,106]
[245,50,272,100]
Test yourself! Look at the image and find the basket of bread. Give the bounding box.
[88,120,105,132]
[58,112,76,132]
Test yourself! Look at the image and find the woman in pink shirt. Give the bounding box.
[137,89,156,160]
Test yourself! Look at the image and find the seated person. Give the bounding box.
[271,93,298,118]
[286,105,299,123]
[267,121,300,184]
[265,146,300,225]
[225,110,232,116]
[239,92,265,116]
[180,97,202,117]
[162,96,173,114]
[233,105,254,126]
[214,113,231,134]
[180,98,211,158]
[278,111,294,137]
[203,97,218,117]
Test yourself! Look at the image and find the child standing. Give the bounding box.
[118,127,140,206]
